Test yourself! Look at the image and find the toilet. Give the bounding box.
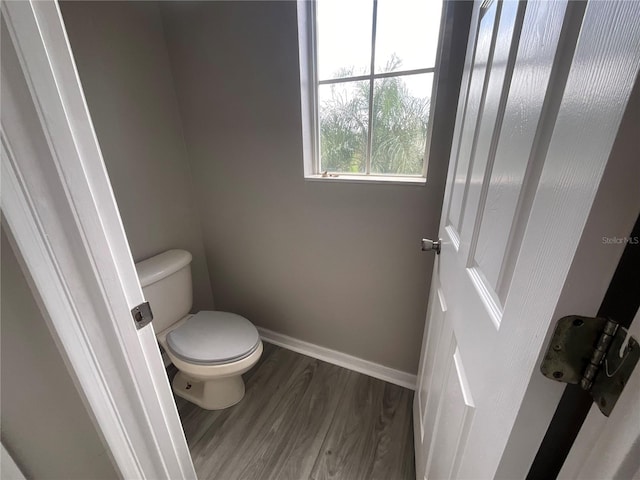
[135,249,263,410]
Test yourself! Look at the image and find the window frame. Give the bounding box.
[297,0,444,185]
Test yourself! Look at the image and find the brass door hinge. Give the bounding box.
[541,315,639,416]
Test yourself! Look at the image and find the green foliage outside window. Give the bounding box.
[319,56,430,176]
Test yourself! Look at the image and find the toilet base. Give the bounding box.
[172,371,246,410]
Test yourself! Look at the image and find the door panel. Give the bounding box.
[417,282,446,440]
[415,277,448,476]
[437,0,569,393]
[458,1,518,247]
[416,280,478,480]
[447,0,498,232]
[412,0,640,478]
[426,347,475,480]
[474,1,571,303]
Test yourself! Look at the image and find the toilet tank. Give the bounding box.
[135,249,193,334]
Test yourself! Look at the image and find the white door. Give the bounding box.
[414,1,640,479]
[1,2,195,478]
[558,308,640,480]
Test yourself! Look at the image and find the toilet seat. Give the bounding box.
[166,311,260,366]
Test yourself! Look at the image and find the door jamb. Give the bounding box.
[1,2,195,478]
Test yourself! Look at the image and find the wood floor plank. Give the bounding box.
[192,349,316,478]
[184,343,289,453]
[171,343,415,480]
[259,362,352,480]
[310,373,387,480]
[172,342,278,449]
[366,383,415,480]
[218,358,325,479]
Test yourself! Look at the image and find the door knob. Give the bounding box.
[421,238,441,255]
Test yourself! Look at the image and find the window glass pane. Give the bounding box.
[375,0,442,74]
[319,81,370,173]
[317,0,373,80]
[370,73,433,175]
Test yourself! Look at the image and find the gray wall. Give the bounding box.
[161,1,450,373]
[60,1,214,312]
[60,0,456,374]
[1,230,119,479]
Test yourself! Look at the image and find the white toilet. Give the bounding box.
[135,249,263,410]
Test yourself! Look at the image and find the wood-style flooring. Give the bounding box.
[170,342,415,480]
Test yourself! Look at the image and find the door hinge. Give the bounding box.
[131,301,153,330]
[541,315,639,416]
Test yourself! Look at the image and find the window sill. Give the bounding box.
[304,174,426,186]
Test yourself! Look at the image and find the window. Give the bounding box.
[298,0,444,183]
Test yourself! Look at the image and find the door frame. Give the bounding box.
[1,2,195,478]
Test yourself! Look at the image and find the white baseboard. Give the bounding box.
[257,327,416,390]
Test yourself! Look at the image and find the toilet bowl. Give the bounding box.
[157,311,263,409]
[136,249,262,410]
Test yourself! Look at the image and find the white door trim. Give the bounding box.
[1,2,195,478]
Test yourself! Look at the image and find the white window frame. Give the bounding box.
[297,0,444,185]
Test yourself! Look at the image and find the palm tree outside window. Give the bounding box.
[299,0,444,180]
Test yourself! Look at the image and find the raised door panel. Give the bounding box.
[446,0,570,335]
[417,283,477,480]
[426,346,475,480]
[447,0,498,235]
[472,0,571,305]
[458,1,520,246]
[415,278,448,477]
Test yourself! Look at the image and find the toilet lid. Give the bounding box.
[166,311,260,365]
